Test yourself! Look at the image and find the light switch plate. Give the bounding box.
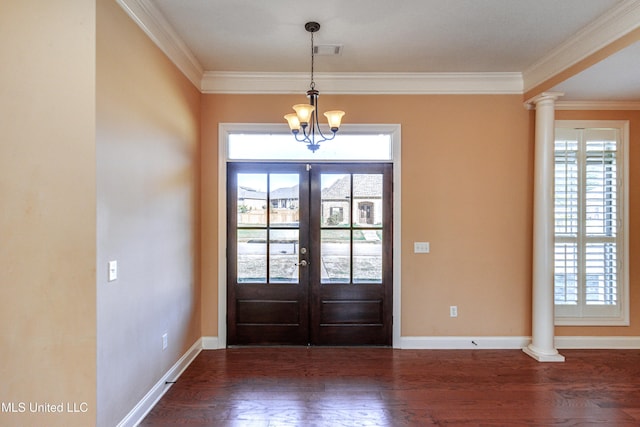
[108,260,118,282]
[414,242,430,253]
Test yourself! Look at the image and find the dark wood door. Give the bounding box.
[227,162,392,346]
[309,163,393,345]
[227,163,310,345]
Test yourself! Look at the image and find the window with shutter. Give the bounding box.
[554,121,629,326]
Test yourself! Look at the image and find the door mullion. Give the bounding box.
[266,173,270,284]
[349,172,354,285]
[297,163,311,345]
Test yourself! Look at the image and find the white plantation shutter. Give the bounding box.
[554,132,579,306]
[554,123,628,325]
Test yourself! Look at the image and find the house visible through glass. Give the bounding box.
[236,171,384,285]
[237,173,301,284]
[320,173,383,284]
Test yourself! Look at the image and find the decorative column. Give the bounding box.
[523,92,565,362]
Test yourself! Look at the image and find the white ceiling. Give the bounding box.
[125,0,640,104]
[552,40,640,101]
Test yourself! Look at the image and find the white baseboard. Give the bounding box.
[555,336,640,349]
[201,336,221,349]
[199,334,640,349]
[118,338,203,427]
[399,335,640,350]
[399,336,531,349]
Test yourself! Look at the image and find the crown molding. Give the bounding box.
[201,71,523,95]
[117,0,203,89]
[556,100,640,110]
[523,0,640,92]
[116,0,637,98]
[115,1,521,94]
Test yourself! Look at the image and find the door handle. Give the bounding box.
[297,260,308,267]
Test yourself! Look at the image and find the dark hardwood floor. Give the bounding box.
[140,348,640,426]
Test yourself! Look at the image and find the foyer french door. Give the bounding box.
[227,162,393,346]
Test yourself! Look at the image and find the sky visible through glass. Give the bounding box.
[228,133,392,161]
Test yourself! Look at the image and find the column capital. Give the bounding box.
[524,92,564,109]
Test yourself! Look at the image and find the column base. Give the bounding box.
[523,345,565,362]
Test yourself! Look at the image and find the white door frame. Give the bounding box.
[217,123,402,347]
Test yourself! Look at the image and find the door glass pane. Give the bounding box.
[237,229,266,283]
[353,230,382,283]
[269,229,299,283]
[237,174,267,226]
[321,229,350,284]
[269,174,300,227]
[353,174,382,227]
[321,174,350,227]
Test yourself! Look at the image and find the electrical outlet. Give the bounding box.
[450,306,458,318]
[414,242,430,253]
[162,333,168,350]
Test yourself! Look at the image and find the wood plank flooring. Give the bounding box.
[140,348,640,426]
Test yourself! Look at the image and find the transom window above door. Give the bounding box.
[226,125,393,161]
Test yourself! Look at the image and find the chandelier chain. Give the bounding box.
[310,30,315,90]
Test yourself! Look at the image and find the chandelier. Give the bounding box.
[284,22,345,152]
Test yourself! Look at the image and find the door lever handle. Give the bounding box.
[296,260,308,267]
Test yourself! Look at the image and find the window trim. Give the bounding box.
[554,120,629,326]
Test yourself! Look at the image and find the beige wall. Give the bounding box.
[201,95,640,339]
[201,94,534,337]
[0,1,96,426]
[96,0,201,426]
